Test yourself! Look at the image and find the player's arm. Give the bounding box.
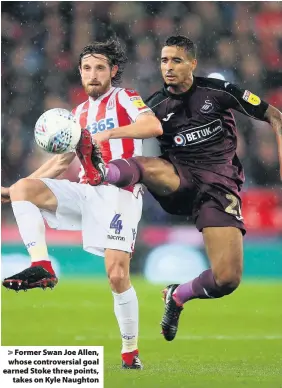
[109,110,162,139]
[107,89,163,139]
[92,90,162,145]
[219,81,282,179]
[264,105,282,179]
[28,152,76,179]
[1,152,76,203]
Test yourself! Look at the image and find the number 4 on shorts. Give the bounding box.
[110,214,123,234]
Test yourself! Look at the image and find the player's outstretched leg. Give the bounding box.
[161,227,243,341]
[2,179,58,292]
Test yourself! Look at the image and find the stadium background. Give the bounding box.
[1,2,282,387]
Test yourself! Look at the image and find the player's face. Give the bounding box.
[80,54,118,98]
[161,46,197,89]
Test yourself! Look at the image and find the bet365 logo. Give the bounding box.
[87,118,115,134]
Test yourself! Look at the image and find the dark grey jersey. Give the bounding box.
[146,76,269,186]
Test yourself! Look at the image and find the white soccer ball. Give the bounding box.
[34,108,81,154]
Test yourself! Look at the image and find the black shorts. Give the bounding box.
[149,153,246,235]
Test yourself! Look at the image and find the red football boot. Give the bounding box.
[76,129,106,186]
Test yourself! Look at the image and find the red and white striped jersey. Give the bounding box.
[72,86,151,184]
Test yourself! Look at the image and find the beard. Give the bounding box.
[166,81,178,87]
[164,76,179,88]
[83,80,111,98]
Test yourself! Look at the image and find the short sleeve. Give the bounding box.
[117,89,152,122]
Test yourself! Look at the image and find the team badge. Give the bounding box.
[200,100,213,114]
[107,98,115,110]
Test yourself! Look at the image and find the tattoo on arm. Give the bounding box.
[137,111,155,118]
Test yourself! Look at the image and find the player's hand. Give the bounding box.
[1,186,11,204]
[91,130,111,146]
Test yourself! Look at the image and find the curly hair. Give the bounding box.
[79,39,128,85]
[164,36,197,59]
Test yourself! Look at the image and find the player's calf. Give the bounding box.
[174,268,241,303]
[105,158,143,188]
[160,269,241,342]
[105,156,181,195]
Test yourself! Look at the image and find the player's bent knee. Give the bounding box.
[105,250,131,292]
[107,265,130,293]
[133,157,161,179]
[107,265,127,281]
[109,273,124,288]
[214,271,242,295]
[108,271,130,292]
[10,178,56,211]
[10,178,38,202]
[142,164,158,180]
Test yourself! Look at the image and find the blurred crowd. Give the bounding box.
[2,1,282,224]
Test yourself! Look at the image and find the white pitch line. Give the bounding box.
[74,334,282,341]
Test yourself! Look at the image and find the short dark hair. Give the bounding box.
[164,36,197,59]
[79,39,128,85]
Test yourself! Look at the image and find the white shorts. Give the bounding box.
[40,179,143,257]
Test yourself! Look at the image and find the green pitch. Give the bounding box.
[2,278,282,388]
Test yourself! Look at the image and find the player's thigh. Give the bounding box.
[81,185,142,255]
[9,178,58,211]
[134,156,180,195]
[202,226,243,285]
[39,179,87,230]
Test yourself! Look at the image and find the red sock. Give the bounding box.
[31,261,55,275]
[122,349,138,365]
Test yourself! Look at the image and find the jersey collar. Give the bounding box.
[163,77,197,100]
[89,86,115,103]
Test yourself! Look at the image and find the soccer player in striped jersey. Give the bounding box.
[1,40,162,369]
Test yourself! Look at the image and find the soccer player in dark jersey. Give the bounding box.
[85,35,282,341]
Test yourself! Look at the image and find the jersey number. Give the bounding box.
[225,194,243,220]
[110,214,123,234]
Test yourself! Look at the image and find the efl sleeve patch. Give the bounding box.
[242,90,261,106]
[217,81,268,120]
[118,89,151,122]
[130,97,146,108]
